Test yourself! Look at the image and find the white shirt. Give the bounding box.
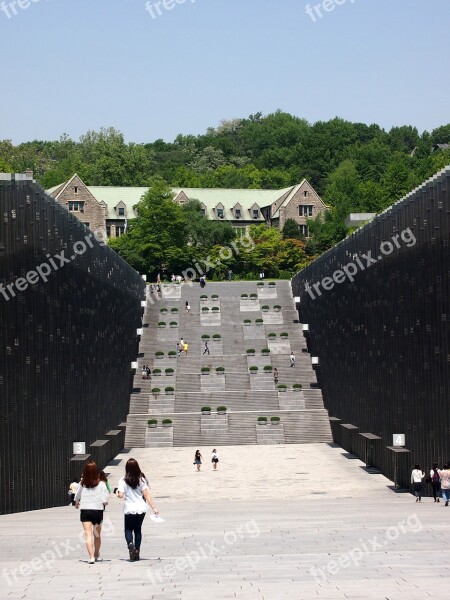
[74,481,109,510]
[411,469,425,483]
[118,477,149,515]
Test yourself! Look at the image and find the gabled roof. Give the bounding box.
[271,179,326,219]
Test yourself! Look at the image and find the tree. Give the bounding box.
[282,219,302,240]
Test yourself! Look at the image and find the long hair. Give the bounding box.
[124,458,146,489]
[82,461,100,489]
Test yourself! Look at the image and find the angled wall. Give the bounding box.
[292,166,450,489]
[0,175,145,514]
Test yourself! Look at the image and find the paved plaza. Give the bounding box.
[1,443,450,599]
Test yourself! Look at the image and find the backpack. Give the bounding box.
[432,469,440,484]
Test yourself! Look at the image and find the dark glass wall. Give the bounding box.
[292,166,450,489]
[0,175,145,514]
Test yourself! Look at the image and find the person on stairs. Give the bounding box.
[203,341,210,355]
[290,352,296,367]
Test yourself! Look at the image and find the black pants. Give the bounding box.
[432,482,441,500]
[124,513,146,550]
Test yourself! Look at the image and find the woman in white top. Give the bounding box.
[74,461,109,564]
[211,449,219,471]
[115,458,159,561]
[411,464,425,502]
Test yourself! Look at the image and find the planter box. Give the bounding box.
[148,424,157,428]
[155,355,164,360]
[165,391,174,395]
[217,410,226,415]
[201,411,211,415]
[163,423,173,427]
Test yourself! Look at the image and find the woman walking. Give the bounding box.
[116,458,159,561]
[194,450,203,471]
[411,464,425,502]
[273,368,279,385]
[440,463,450,506]
[185,301,190,313]
[74,461,109,564]
[430,462,441,502]
[211,449,219,471]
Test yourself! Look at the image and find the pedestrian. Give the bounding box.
[185,301,190,313]
[194,450,203,471]
[115,458,159,562]
[273,368,279,385]
[171,274,175,282]
[440,463,450,506]
[142,365,147,380]
[429,462,441,502]
[68,479,79,506]
[184,342,189,356]
[99,471,111,494]
[146,366,151,380]
[200,276,205,289]
[411,464,425,502]
[74,461,109,564]
[157,273,161,284]
[228,270,233,281]
[176,342,181,356]
[290,352,296,367]
[211,449,219,471]
[203,341,210,355]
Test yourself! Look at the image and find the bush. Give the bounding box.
[201,367,210,373]
[217,406,227,412]
[160,308,168,313]
[212,306,220,312]
[271,416,281,423]
[293,384,303,389]
[255,318,263,324]
[216,367,225,373]
[261,348,270,354]
[165,387,174,392]
[280,332,289,337]
[262,305,270,311]
[202,334,211,340]
[165,368,174,374]
[155,351,164,357]
[170,321,177,326]
[152,387,161,394]
[269,282,276,286]
[257,282,264,286]
[171,307,178,312]
[246,349,255,354]
[241,294,248,298]
[153,368,161,375]
[277,384,287,390]
[244,319,252,324]
[147,419,158,426]
[273,305,281,310]
[249,366,258,371]
[201,406,211,412]
[257,416,267,423]
[268,332,276,338]
[158,321,166,327]
[211,294,219,299]
[212,334,221,339]
[162,419,173,425]
[200,295,207,299]
[202,307,210,312]
[250,293,257,299]
[168,351,176,356]
[263,365,273,371]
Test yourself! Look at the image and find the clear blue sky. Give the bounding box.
[0,0,449,144]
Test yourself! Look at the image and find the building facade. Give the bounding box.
[47,174,328,240]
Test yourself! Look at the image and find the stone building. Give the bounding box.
[47,174,328,240]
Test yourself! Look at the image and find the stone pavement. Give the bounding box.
[1,443,450,599]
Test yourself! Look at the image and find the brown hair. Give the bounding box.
[124,458,146,489]
[81,461,100,489]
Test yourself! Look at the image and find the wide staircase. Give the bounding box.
[125,280,332,447]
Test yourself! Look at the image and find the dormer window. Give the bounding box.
[217,208,224,219]
[118,207,125,216]
[235,209,241,219]
[253,209,259,219]
[200,208,206,216]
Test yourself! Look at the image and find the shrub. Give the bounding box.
[165,387,174,392]
[257,416,267,423]
[171,307,178,312]
[165,368,174,374]
[277,384,287,390]
[158,321,166,327]
[261,348,270,354]
[246,349,255,354]
[202,334,211,340]
[263,365,273,371]
[201,367,210,373]
[216,367,225,373]
[153,368,161,375]
[255,318,263,324]
[217,406,227,412]
[160,308,168,313]
[273,305,281,311]
[269,282,276,286]
[200,295,207,299]
[201,406,211,412]
[170,321,177,326]
[212,334,221,339]
[249,366,258,372]
[280,332,289,337]
[168,351,176,356]
[250,293,257,299]
[155,351,164,357]
[271,416,281,423]
[162,419,173,425]
[211,294,219,299]
[268,332,276,338]
[241,294,248,298]
[262,305,270,311]
[147,419,158,426]
[257,282,264,286]
[244,319,252,324]
[293,384,303,390]
[211,306,220,312]
[152,387,161,394]
[202,307,210,312]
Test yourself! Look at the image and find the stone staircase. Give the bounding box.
[125,280,332,448]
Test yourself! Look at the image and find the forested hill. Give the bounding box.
[1,112,449,254]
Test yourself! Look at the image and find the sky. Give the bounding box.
[0,0,449,144]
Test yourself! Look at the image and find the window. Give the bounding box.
[74,186,78,194]
[116,226,125,237]
[299,205,313,217]
[68,201,84,213]
[217,208,224,219]
[118,207,125,216]
[200,208,206,216]
[303,190,308,197]
[299,225,309,237]
[82,222,90,229]
[253,209,259,219]
[106,225,111,238]
[235,209,241,219]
